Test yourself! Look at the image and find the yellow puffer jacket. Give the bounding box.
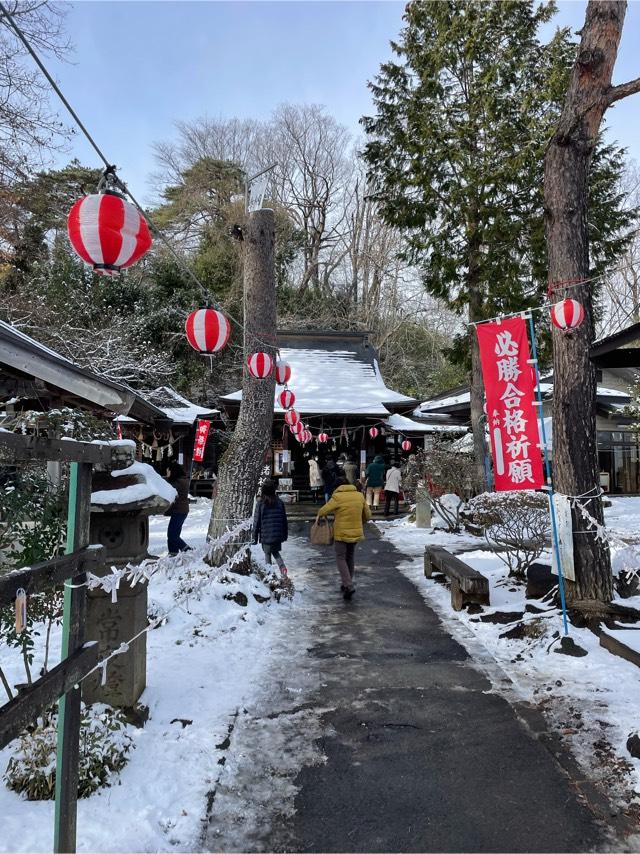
[317,484,372,543]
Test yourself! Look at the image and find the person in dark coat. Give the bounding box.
[322,458,339,503]
[253,480,289,574]
[166,463,192,556]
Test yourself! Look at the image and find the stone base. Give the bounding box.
[83,582,148,707]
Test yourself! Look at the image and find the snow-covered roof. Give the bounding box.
[146,386,219,425]
[385,413,466,435]
[223,341,415,417]
[418,382,627,414]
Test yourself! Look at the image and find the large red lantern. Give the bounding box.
[284,409,300,427]
[317,432,328,443]
[185,309,231,353]
[247,352,274,378]
[67,193,152,276]
[279,389,295,410]
[290,421,304,435]
[551,299,584,331]
[275,361,292,385]
[401,439,412,452]
[369,426,379,439]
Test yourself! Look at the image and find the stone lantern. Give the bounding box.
[84,462,175,708]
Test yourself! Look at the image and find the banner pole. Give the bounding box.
[526,314,569,636]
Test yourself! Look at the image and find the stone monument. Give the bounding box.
[84,461,176,707]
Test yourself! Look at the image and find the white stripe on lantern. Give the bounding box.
[214,314,230,351]
[79,194,104,265]
[113,198,139,268]
[193,310,210,352]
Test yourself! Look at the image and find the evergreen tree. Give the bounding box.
[362,0,635,485]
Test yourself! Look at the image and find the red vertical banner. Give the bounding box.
[192,419,211,463]
[476,317,544,491]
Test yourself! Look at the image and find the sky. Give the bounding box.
[44,0,640,201]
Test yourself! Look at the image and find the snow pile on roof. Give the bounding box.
[385,413,465,435]
[224,348,414,416]
[147,386,219,425]
[91,461,177,509]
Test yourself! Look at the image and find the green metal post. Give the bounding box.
[54,462,90,853]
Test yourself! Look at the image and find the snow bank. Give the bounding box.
[0,500,299,853]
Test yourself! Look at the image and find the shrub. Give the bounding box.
[4,704,133,800]
[402,441,480,532]
[467,491,550,579]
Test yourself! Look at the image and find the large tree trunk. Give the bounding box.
[207,209,277,552]
[545,0,639,602]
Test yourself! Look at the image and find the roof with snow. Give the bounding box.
[592,322,640,369]
[0,319,167,424]
[144,386,220,425]
[416,377,629,417]
[221,331,417,417]
[384,412,467,435]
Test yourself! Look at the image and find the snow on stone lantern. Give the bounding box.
[85,455,177,708]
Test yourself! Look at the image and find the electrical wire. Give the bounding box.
[0,2,277,351]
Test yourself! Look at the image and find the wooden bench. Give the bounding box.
[424,546,490,611]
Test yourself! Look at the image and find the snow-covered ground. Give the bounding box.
[378,495,640,813]
[0,499,311,853]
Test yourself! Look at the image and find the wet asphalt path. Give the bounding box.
[281,526,604,853]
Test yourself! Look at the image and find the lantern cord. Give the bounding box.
[0,2,277,350]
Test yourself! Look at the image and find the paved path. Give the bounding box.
[205,528,609,853]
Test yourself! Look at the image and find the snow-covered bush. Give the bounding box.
[467,491,550,579]
[4,704,133,800]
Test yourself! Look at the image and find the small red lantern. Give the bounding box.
[551,299,584,331]
[284,409,300,427]
[369,426,379,439]
[275,361,292,385]
[301,430,312,443]
[290,421,304,435]
[401,439,412,452]
[247,352,274,378]
[279,389,295,409]
[67,193,152,276]
[185,309,231,353]
[317,432,328,443]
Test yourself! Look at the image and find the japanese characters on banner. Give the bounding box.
[192,419,211,463]
[476,317,544,491]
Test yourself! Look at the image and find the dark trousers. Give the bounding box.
[384,490,399,516]
[335,540,356,588]
[167,513,188,553]
[262,543,286,570]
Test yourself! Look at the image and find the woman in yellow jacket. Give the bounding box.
[317,478,372,600]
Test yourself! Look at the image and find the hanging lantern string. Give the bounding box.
[0,2,276,353]
[468,255,640,329]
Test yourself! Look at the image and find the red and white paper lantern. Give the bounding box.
[301,430,312,443]
[550,299,584,331]
[275,361,292,385]
[317,432,328,443]
[401,439,412,452]
[67,193,152,276]
[369,426,379,439]
[185,309,231,353]
[290,421,304,435]
[279,389,295,410]
[247,352,274,379]
[284,409,300,427]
